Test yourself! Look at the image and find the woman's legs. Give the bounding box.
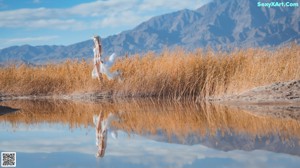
[95,62,103,82]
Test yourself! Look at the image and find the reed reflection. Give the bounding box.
[1,99,300,156]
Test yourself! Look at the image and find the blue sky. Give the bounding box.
[0,0,210,49]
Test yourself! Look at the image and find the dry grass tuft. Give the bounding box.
[0,44,299,99]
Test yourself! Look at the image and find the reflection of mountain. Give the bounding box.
[0,0,299,63]
[140,130,300,157]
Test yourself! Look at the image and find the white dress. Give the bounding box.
[92,49,120,80]
[93,113,119,146]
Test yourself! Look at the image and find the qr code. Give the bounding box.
[1,152,16,167]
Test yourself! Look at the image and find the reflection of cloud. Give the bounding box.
[107,135,270,168]
[1,123,298,168]
[0,0,210,30]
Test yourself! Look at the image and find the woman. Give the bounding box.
[92,35,121,81]
[92,35,103,82]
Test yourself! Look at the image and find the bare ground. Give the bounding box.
[220,80,300,103]
[215,80,300,120]
[1,80,300,102]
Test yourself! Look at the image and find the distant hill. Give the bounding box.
[0,0,299,64]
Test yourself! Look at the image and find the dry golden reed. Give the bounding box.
[0,60,99,95]
[0,44,299,99]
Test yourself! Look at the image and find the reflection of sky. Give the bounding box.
[1,122,300,168]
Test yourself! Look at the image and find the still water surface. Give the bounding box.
[1,100,300,168]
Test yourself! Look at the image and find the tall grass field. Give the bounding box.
[0,44,299,99]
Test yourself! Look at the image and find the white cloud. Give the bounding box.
[139,0,203,11]
[0,0,209,31]
[32,0,41,4]
[100,10,145,27]
[0,35,59,45]
[0,0,6,8]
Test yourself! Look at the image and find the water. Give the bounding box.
[1,100,300,168]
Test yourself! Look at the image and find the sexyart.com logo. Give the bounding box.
[257,1,299,8]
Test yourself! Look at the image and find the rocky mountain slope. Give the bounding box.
[0,0,299,64]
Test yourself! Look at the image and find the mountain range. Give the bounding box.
[0,0,299,64]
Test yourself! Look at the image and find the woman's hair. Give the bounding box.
[93,35,101,46]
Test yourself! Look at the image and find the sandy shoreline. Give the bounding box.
[1,80,300,104]
[1,80,300,120]
[216,80,300,104]
[1,80,300,102]
[1,80,299,102]
[213,80,300,120]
